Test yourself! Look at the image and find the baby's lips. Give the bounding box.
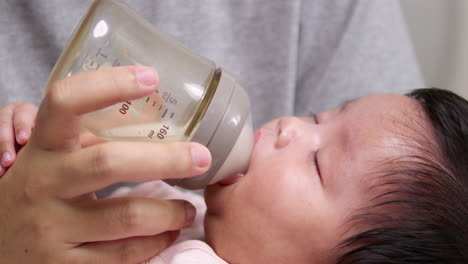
[254,129,262,145]
[218,173,245,186]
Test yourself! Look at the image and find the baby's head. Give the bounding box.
[204,88,468,263]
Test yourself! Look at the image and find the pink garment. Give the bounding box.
[110,181,228,264]
[143,240,228,264]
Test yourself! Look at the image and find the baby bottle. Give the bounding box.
[46,0,253,190]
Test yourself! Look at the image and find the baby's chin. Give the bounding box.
[204,174,241,216]
[203,185,233,260]
[203,191,246,264]
[203,171,248,234]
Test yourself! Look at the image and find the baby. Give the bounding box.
[1,88,467,264]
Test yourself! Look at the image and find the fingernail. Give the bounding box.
[135,67,158,90]
[1,152,12,166]
[16,130,29,143]
[184,201,196,228]
[190,145,210,169]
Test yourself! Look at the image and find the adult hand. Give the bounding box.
[0,66,211,263]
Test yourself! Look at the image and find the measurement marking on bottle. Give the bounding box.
[162,92,178,105]
[145,97,150,102]
[112,58,120,67]
[170,112,174,119]
[162,109,168,118]
[163,92,171,103]
[80,52,90,67]
[159,105,163,111]
[96,48,108,58]
[152,101,157,107]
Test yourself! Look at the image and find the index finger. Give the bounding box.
[32,66,158,150]
[57,141,211,198]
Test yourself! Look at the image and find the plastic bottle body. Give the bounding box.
[47,0,217,142]
[47,0,254,189]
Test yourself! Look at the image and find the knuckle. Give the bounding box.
[183,144,198,172]
[41,251,66,264]
[109,71,122,92]
[0,102,17,113]
[40,252,55,264]
[0,132,12,148]
[109,67,133,95]
[0,135,10,147]
[127,68,139,91]
[120,200,145,232]
[16,104,39,118]
[117,240,135,264]
[47,81,72,112]
[164,143,192,172]
[20,162,55,202]
[0,108,14,129]
[61,255,80,264]
[21,184,38,202]
[0,119,10,128]
[117,240,134,264]
[165,201,185,227]
[30,214,54,240]
[23,102,38,110]
[22,176,48,202]
[91,145,114,180]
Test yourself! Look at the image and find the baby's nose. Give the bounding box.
[275,117,299,148]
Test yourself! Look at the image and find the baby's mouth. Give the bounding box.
[218,173,245,186]
[254,129,262,145]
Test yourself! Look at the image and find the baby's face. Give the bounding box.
[204,94,428,263]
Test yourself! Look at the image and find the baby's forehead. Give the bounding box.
[337,94,437,211]
[349,121,438,215]
[343,94,433,153]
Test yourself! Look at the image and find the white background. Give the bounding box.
[401,0,468,98]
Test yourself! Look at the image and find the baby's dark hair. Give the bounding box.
[336,88,468,264]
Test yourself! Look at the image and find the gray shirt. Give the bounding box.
[0,0,424,128]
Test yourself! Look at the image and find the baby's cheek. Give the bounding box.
[240,172,300,222]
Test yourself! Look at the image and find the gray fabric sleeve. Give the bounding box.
[295,0,425,116]
[0,0,424,126]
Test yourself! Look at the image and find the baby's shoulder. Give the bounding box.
[144,240,228,264]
